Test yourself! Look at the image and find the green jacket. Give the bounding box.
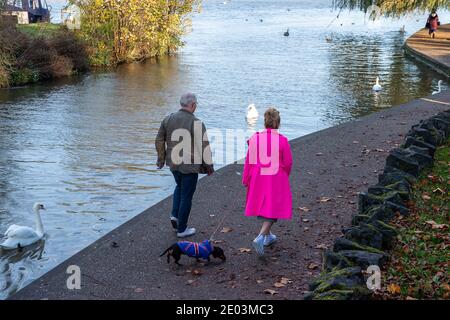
[155,109,214,174]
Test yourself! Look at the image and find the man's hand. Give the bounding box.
[207,167,214,176]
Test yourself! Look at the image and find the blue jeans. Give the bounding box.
[171,170,198,233]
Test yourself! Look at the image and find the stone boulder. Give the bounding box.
[333,238,385,254]
[368,220,398,249]
[352,204,395,226]
[358,191,409,216]
[385,148,421,177]
[343,223,384,249]
[309,266,363,292]
[337,250,388,269]
[323,251,355,271]
[403,136,436,157]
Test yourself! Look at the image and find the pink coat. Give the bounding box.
[242,129,293,220]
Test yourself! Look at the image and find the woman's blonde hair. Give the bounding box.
[264,107,280,129]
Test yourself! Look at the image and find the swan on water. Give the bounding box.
[284,28,289,37]
[1,203,46,250]
[246,103,259,120]
[432,80,443,95]
[372,77,382,92]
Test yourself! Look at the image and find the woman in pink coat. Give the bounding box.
[243,107,293,256]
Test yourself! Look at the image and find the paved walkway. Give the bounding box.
[11,89,450,300]
[405,23,450,76]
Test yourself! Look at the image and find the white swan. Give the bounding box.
[1,203,46,250]
[372,77,382,92]
[432,80,443,95]
[246,103,259,120]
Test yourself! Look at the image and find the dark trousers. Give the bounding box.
[171,170,198,233]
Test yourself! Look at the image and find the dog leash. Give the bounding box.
[209,207,235,242]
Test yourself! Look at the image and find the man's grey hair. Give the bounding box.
[180,93,197,107]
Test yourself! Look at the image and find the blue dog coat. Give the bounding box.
[177,240,213,259]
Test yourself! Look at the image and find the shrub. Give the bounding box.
[48,28,89,71]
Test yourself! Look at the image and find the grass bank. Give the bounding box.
[0,23,89,88]
[379,138,449,300]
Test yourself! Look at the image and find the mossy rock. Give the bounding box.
[368,186,410,201]
[310,266,362,291]
[358,192,409,216]
[368,220,398,249]
[311,286,371,300]
[381,166,416,184]
[403,136,436,157]
[337,250,389,269]
[333,237,385,254]
[343,223,383,249]
[323,251,355,271]
[310,289,355,300]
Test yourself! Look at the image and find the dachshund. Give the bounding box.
[160,240,226,265]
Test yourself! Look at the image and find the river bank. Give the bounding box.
[10,87,450,299]
[405,23,450,77]
[0,23,89,88]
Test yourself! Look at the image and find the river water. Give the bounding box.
[0,0,448,298]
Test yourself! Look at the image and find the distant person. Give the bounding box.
[426,11,440,38]
[242,107,293,256]
[155,93,214,238]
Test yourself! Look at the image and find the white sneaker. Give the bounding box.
[170,217,178,230]
[177,227,196,238]
[253,234,265,256]
[264,233,277,246]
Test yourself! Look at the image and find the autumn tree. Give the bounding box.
[69,0,201,66]
[333,0,450,17]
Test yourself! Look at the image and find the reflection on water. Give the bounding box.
[0,240,46,297]
[0,0,448,298]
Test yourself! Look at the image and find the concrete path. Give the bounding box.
[10,89,450,300]
[405,23,450,76]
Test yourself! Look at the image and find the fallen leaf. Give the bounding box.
[191,269,203,276]
[264,289,278,295]
[320,197,332,203]
[387,283,401,295]
[238,248,251,253]
[298,207,310,212]
[280,277,292,285]
[315,244,328,250]
[221,227,233,233]
[316,152,323,156]
[304,227,310,231]
[134,288,144,293]
[425,220,448,230]
[307,263,319,270]
[406,296,417,300]
[274,282,285,288]
[302,219,309,222]
[257,280,264,284]
[433,188,444,194]
[422,194,431,201]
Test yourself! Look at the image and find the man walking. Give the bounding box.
[156,93,214,237]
